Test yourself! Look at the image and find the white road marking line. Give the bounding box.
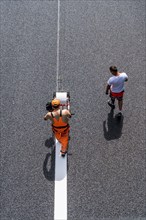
[56,0,60,92]
[54,139,67,220]
[54,1,67,218]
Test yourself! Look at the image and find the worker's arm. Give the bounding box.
[105,84,111,95]
[68,111,72,118]
[44,112,52,121]
[64,109,72,118]
[124,73,128,82]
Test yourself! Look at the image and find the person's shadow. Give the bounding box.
[43,137,55,181]
[103,109,124,140]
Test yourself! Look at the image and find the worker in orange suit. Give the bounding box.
[44,99,71,157]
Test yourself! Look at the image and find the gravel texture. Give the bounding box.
[1,1,145,220]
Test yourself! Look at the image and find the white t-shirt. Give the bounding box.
[107,72,128,93]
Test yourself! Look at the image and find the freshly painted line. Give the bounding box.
[56,0,60,92]
[54,1,67,219]
[54,138,67,220]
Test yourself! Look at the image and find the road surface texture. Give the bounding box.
[1,1,145,220]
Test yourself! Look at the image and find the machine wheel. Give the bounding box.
[53,92,56,98]
[67,92,70,100]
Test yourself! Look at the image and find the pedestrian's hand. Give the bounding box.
[105,91,108,95]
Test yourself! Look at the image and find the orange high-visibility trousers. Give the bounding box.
[53,127,70,153]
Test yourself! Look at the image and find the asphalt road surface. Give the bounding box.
[1,1,145,220]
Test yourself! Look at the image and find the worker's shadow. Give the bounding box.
[43,137,55,181]
[103,109,124,140]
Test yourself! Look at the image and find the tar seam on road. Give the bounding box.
[56,0,60,92]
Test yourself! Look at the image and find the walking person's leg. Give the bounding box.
[118,99,123,111]
[108,94,115,109]
[117,96,123,117]
[111,96,115,105]
[60,133,69,157]
[53,128,70,157]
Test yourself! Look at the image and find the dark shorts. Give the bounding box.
[110,90,124,101]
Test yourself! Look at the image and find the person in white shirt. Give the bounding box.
[106,66,128,117]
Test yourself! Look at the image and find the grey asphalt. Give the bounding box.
[1,1,145,220]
